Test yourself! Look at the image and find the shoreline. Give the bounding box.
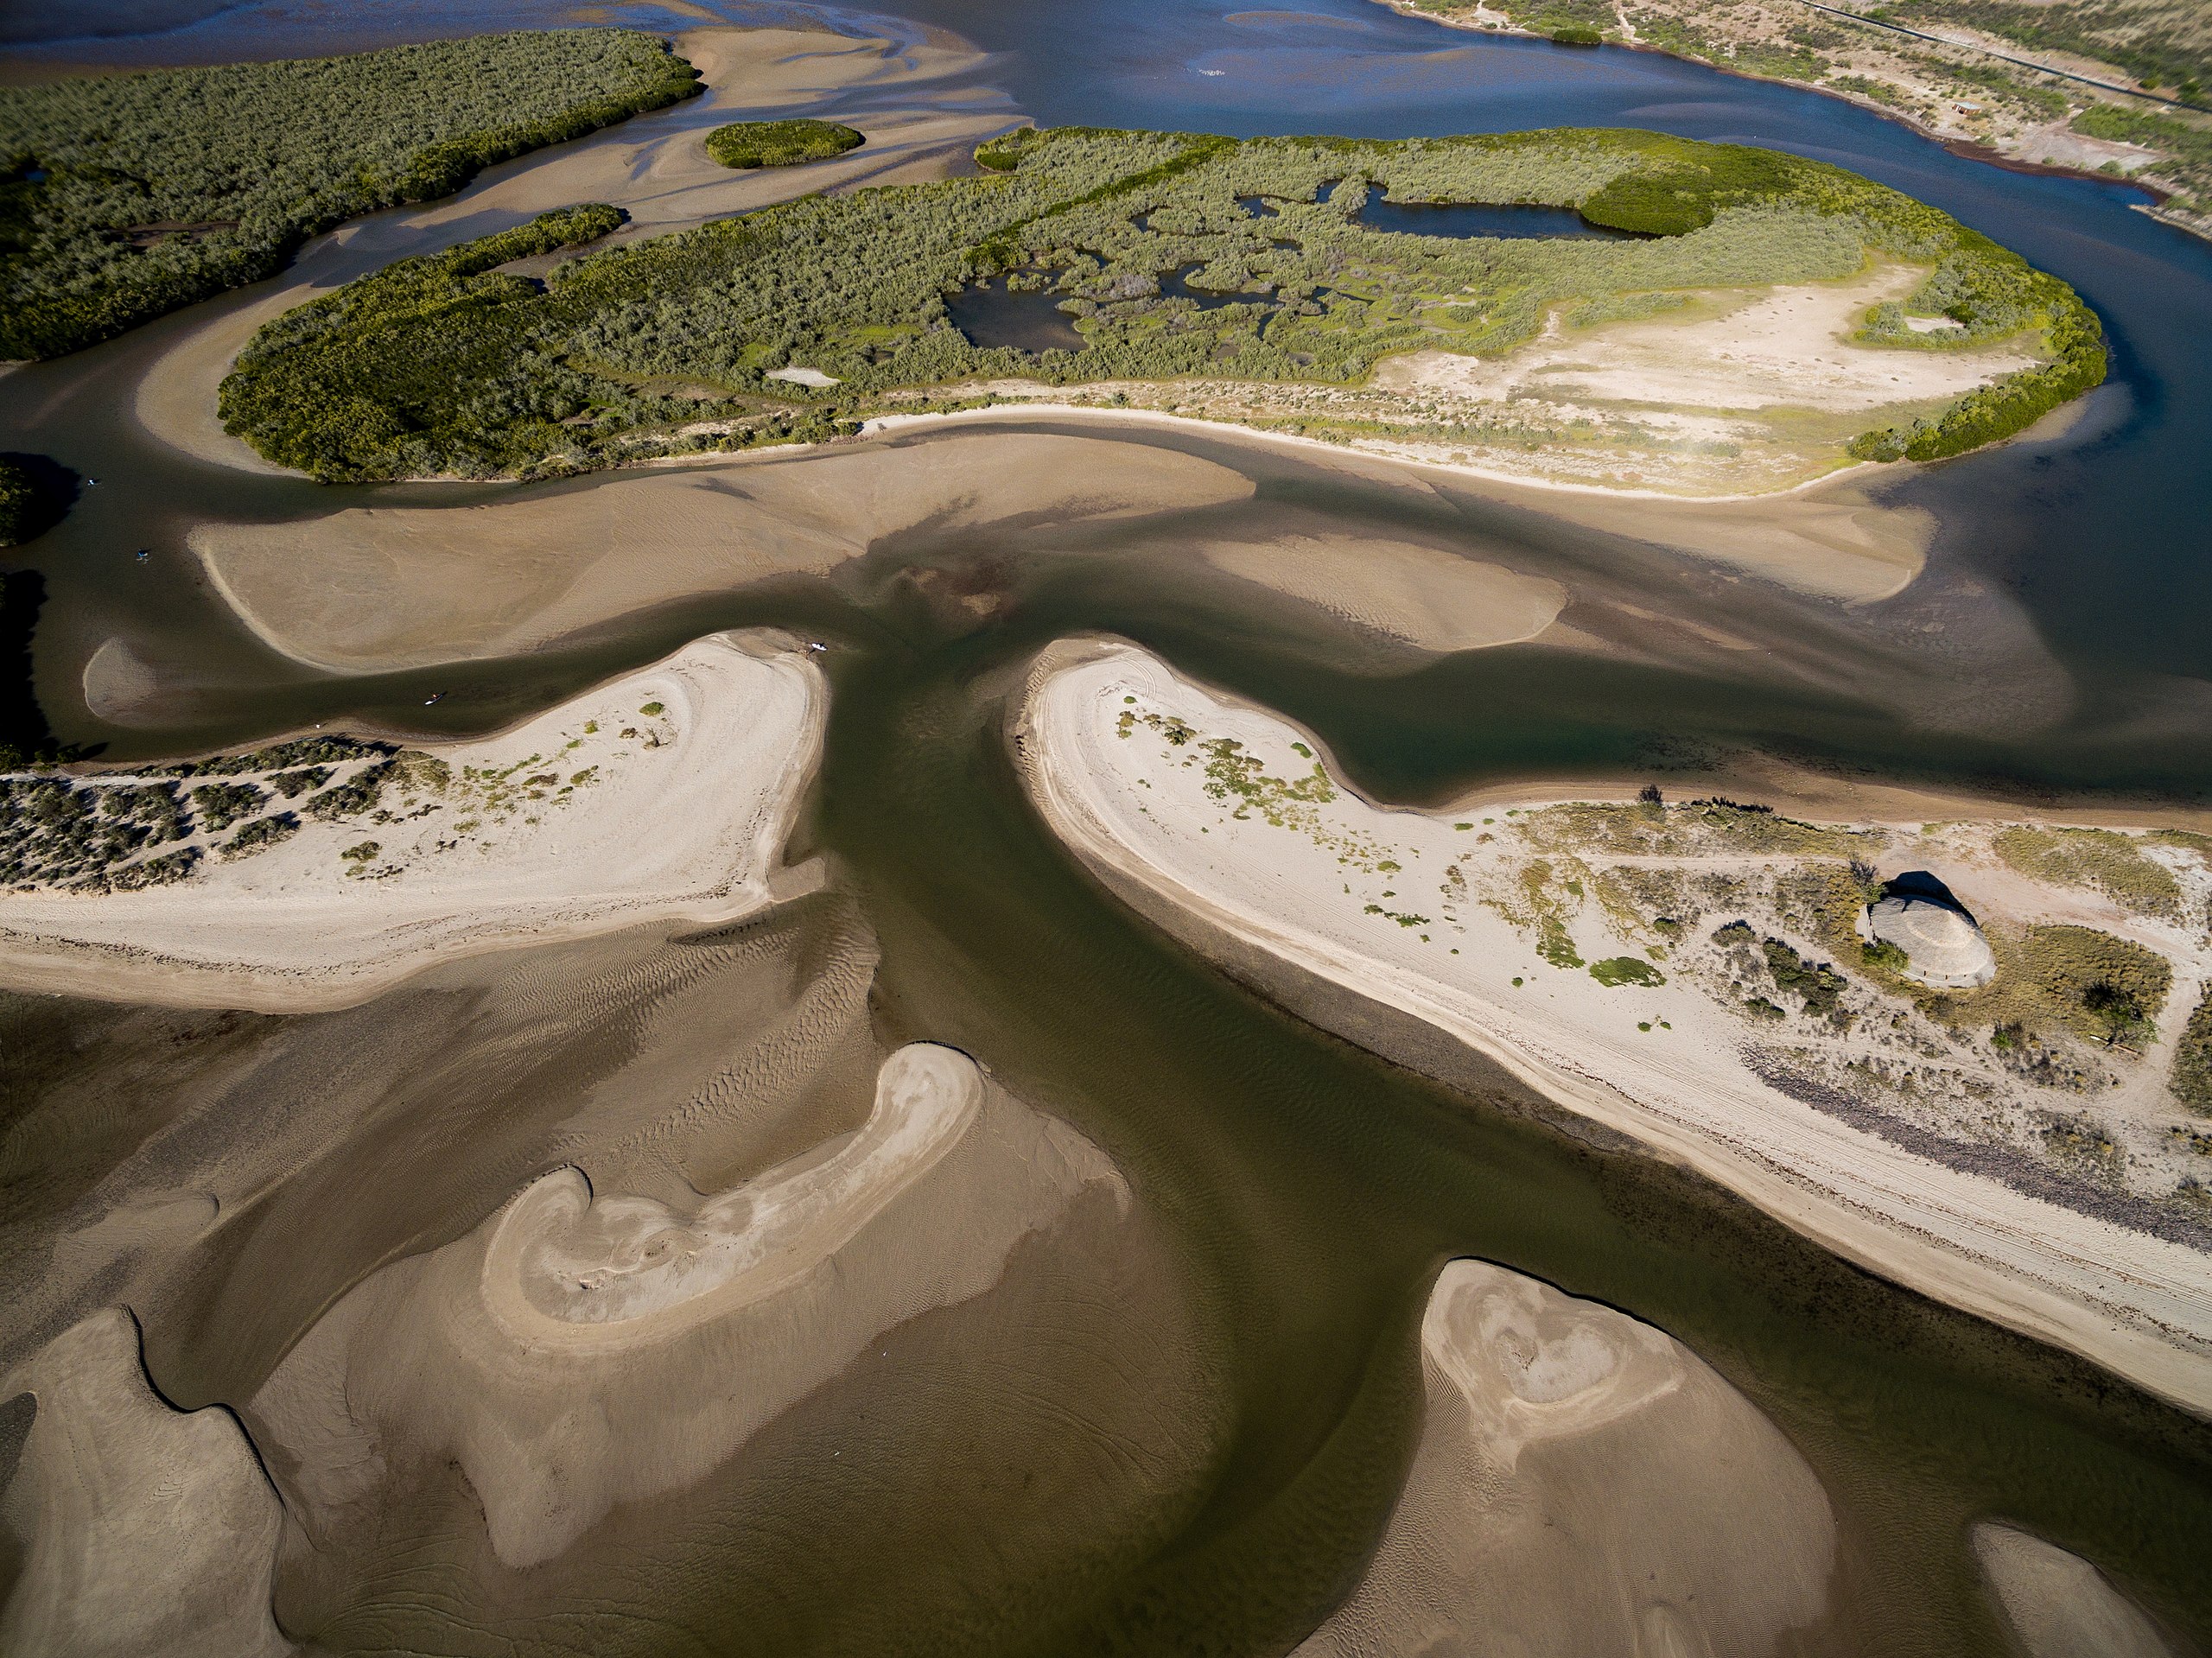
[1364,0,2210,249]
[1013,638,2212,1417]
[0,631,827,1013]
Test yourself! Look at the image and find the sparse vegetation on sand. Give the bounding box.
[0,29,700,359]
[1993,824,2182,918]
[218,123,2102,481]
[2176,988,2212,1112]
[704,119,863,169]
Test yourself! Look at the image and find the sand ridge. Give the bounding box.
[1016,640,2212,1415]
[1198,535,1567,653]
[244,1044,1130,1569]
[1297,1260,1839,1657]
[0,631,824,1010]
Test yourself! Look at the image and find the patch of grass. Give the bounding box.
[1590,955,1666,986]
[704,119,863,170]
[1952,924,2173,1045]
[2171,986,2212,1112]
[1993,825,2181,918]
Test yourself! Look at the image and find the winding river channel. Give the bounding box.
[5,0,2212,1652]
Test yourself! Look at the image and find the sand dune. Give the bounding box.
[1298,1260,1837,1657]
[1972,1523,2177,1658]
[0,1309,287,1658]
[0,631,823,1010]
[1015,640,2212,1415]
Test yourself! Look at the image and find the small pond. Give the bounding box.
[944,276,1088,352]
[1353,196,1636,238]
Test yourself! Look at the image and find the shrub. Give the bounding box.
[2176,988,2212,1113]
[704,119,864,169]
[0,30,700,359]
[1590,956,1665,986]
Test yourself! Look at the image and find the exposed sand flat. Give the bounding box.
[132,23,1014,477]
[1016,641,2212,1415]
[1297,1260,1837,1657]
[0,1309,288,1658]
[1972,1522,2177,1658]
[0,632,823,1011]
[245,1044,1131,1570]
[1198,536,1566,652]
[193,435,1255,672]
[864,404,1934,602]
[1375,265,2035,416]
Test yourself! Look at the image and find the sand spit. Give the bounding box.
[1972,1523,2177,1657]
[0,632,823,1010]
[0,1309,287,1658]
[245,1044,1127,1572]
[1298,1260,1837,1657]
[194,433,1255,672]
[1017,641,2212,1414]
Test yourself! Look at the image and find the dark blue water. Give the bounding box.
[1353,195,1631,238]
[787,0,2212,689]
[8,0,2209,694]
[944,275,1088,350]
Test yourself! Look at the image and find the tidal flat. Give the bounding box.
[3,7,2212,1656]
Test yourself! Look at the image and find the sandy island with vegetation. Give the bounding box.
[1018,638,2212,1413]
[0,632,823,1010]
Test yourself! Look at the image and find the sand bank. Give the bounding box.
[245,1044,1131,1569]
[1199,535,1566,652]
[1298,1260,1838,1657]
[862,403,1933,602]
[192,433,1255,672]
[1016,641,2212,1414]
[0,1309,287,1658]
[0,632,823,1010]
[1972,1522,2177,1657]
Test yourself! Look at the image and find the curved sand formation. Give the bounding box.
[0,631,823,1010]
[1972,1522,2176,1658]
[1298,1260,1836,1656]
[0,1309,287,1658]
[193,433,1256,673]
[245,1044,1129,1571]
[1198,535,1566,655]
[1015,640,2212,1414]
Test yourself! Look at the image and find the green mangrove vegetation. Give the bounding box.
[218,123,2103,482]
[705,119,865,169]
[0,29,700,359]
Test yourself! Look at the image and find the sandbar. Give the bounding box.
[0,631,823,1010]
[1015,639,2212,1414]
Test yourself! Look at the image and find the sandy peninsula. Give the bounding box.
[0,632,823,1011]
[1016,639,2212,1415]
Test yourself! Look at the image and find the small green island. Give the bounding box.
[216,123,2105,492]
[705,118,866,169]
[0,29,701,359]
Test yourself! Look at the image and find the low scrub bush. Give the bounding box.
[705,119,864,168]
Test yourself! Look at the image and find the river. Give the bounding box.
[3,2,2210,1652]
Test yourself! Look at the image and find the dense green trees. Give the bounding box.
[219,123,2103,481]
[0,29,699,359]
[705,119,864,168]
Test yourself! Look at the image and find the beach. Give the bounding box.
[1016,638,2212,1415]
[0,632,823,1010]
